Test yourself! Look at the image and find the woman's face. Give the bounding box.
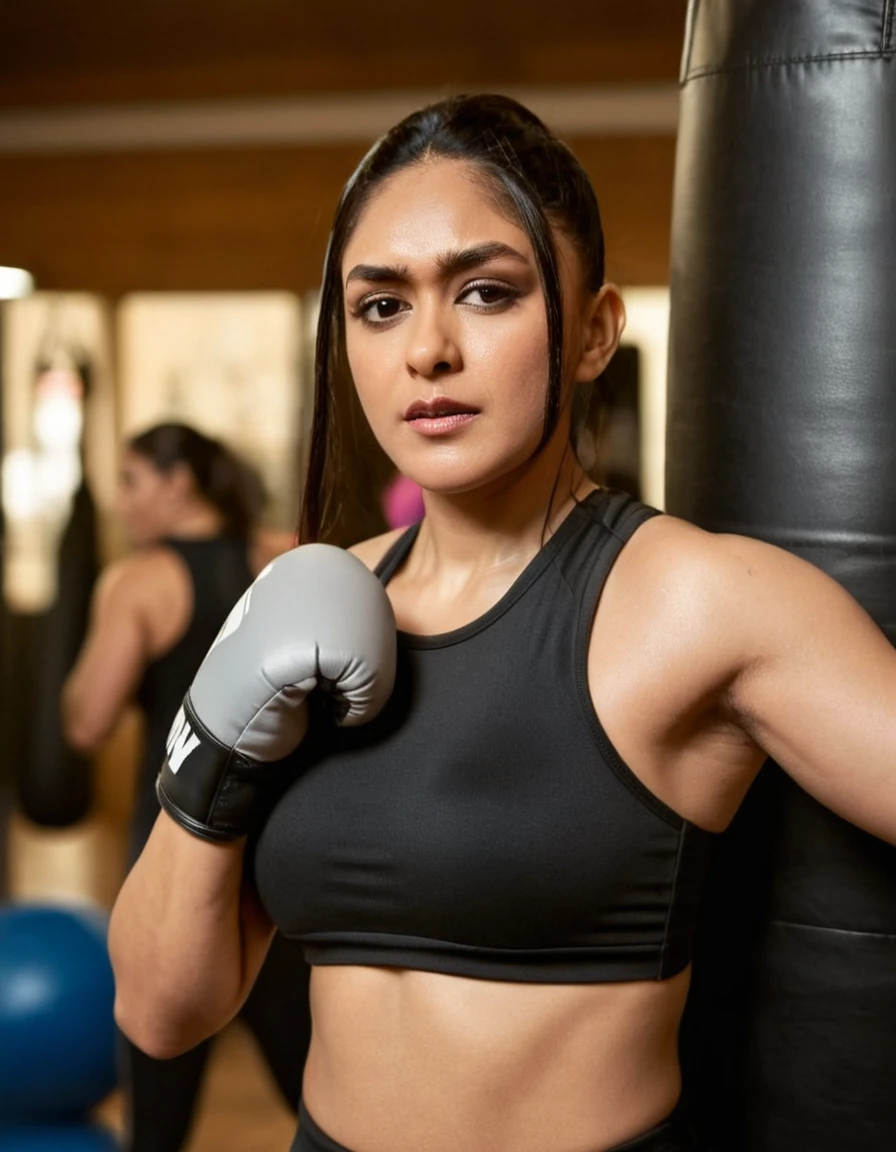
[115,450,186,546]
[341,159,597,496]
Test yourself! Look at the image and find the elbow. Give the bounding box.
[63,722,103,755]
[113,996,179,1059]
[110,935,238,1058]
[113,991,215,1060]
[61,701,108,754]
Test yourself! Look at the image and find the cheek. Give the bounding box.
[464,310,550,417]
[345,302,550,440]
[346,334,402,434]
[122,483,162,530]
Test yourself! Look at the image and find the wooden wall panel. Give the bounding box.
[0,0,688,105]
[575,136,678,286]
[0,136,675,296]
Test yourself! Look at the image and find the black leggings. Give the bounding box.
[121,932,311,1152]
[292,1100,698,1152]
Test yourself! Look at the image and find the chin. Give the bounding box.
[405,469,512,499]
[402,449,539,499]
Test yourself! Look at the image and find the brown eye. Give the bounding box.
[371,298,401,320]
[356,295,406,326]
[459,282,520,308]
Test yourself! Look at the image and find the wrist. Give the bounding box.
[156,697,267,842]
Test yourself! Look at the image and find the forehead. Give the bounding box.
[342,159,531,270]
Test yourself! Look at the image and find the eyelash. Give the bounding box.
[350,280,522,328]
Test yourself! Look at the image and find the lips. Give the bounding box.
[404,397,480,421]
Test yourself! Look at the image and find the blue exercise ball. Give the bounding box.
[0,1123,118,1151]
[0,903,117,1118]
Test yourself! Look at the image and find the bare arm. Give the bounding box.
[109,813,274,1058]
[109,544,396,1058]
[710,532,896,842]
[62,562,151,751]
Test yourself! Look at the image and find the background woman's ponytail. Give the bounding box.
[127,422,265,538]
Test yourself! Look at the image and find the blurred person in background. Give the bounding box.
[62,421,310,1151]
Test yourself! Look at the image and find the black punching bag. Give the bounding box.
[667,3,896,1150]
[9,353,99,827]
[18,478,98,825]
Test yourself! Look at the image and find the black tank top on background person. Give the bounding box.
[131,536,253,856]
[252,489,716,984]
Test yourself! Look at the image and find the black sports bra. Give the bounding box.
[250,489,715,983]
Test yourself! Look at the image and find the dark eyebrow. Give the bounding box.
[344,242,529,287]
[344,262,410,286]
[436,241,530,276]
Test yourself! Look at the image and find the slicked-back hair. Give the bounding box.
[300,94,606,544]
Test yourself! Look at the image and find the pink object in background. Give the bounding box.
[382,474,425,528]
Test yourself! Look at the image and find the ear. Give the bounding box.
[572,284,626,384]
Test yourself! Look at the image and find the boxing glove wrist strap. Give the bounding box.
[156,697,268,843]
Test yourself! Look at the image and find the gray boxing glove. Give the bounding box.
[156,543,396,842]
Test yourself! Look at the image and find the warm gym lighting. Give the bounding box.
[0,266,35,299]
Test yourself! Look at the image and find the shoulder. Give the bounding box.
[607,512,850,666]
[635,514,838,603]
[617,511,824,604]
[349,528,407,573]
[96,547,190,617]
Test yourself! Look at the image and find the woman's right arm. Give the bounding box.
[109,814,274,1058]
[109,544,397,1058]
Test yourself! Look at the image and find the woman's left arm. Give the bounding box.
[721,534,896,844]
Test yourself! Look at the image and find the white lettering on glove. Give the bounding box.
[166,706,201,773]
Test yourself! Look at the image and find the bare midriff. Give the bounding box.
[302,963,690,1152]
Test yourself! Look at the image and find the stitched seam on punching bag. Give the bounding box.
[769,918,896,942]
[687,48,890,83]
[679,0,700,84]
[884,0,895,52]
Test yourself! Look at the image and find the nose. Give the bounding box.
[405,301,462,378]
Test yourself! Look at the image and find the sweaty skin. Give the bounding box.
[301,162,896,1152]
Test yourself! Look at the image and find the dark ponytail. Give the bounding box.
[128,422,265,539]
[301,93,606,544]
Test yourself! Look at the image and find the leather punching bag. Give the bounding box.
[667,3,896,1150]
[18,479,98,825]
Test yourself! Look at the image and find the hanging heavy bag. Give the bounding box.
[17,480,98,826]
[666,2,896,1149]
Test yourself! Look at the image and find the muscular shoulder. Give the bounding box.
[604,512,844,685]
[349,528,406,573]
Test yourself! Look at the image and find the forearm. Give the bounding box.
[109,544,396,1057]
[109,811,273,1057]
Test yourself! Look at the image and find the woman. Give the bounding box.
[63,422,310,1151]
[108,97,896,1152]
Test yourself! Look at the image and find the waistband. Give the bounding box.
[293,1099,696,1152]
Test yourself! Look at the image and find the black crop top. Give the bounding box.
[251,489,715,983]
